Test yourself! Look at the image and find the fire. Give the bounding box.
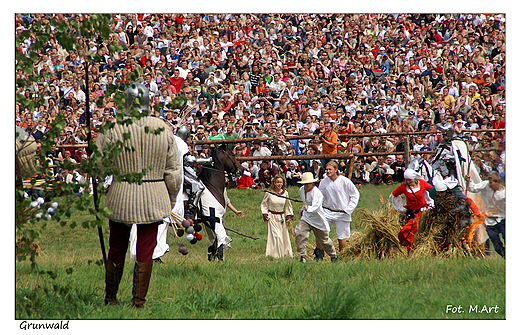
[466,213,486,248]
[465,195,487,249]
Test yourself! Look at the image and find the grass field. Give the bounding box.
[15,183,506,322]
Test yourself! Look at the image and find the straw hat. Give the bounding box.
[298,172,319,184]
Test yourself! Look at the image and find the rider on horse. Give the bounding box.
[175,124,213,218]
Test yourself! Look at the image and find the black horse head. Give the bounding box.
[198,144,244,208]
[211,144,244,178]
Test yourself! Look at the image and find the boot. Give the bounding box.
[208,245,216,261]
[104,259,125,306]
[216,245,224,261]
[131,262,153,309]
[313,247,324,261]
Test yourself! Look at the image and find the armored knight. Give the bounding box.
[175,124,212,216]
[430,123,459,189]
[124,83,150,115]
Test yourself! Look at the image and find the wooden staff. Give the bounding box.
[84,61,107,265]
[264,190,347,214]
[171,212,259,240]
[223,226,259,240]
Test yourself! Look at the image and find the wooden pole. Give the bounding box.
[404,135,410,167]
[264,190,346,213]
[237,153,353,162]
[58,128,505,148]
[348,155,357,180]
[85,61,107,265]
[224,226,259,240]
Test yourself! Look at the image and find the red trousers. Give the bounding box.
[107,220,159,263]
[398,212,422,251]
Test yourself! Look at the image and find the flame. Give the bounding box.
[464,195,487,248]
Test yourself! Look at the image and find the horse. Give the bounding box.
[196,144,244,261]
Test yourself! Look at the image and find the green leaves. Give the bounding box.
[14,13,149,285]
[144,126,165,135]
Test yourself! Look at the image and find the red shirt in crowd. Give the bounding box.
[169,76,184,93]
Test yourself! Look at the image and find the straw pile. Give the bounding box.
[413,194,484,259]
[338,194,484,260]
[339,203,407,260]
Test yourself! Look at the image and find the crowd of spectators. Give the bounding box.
[15,13,506,188]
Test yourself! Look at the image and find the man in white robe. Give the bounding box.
[319,162,360,254]
[294,172,338,263]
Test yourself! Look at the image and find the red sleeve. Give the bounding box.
[392,183,406,197]
[420,179,433,191]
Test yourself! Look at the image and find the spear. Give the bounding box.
[263,190,347,214]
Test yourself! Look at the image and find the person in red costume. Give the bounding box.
[390,169,434,252]
[237,162,258,189]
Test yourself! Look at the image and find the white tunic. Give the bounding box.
[319,175,360,221]
[200,187,232,249]
[299,186,330,232]
[172,135,189,217]
[467,180,505,226]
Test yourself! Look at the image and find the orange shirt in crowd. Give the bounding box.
[321,131,338,155]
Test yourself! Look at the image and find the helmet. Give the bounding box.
[176,124,191,141]
[436,123,455,141]
[124,83,150,115]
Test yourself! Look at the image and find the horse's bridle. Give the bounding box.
[201,147,242,178]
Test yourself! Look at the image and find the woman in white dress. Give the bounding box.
[260,175,294,258]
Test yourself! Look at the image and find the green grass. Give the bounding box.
[15,184,505,320]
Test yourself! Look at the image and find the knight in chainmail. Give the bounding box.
[429,123,459,189]
[175,124,213,217]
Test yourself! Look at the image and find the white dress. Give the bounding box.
[260,190,294,258]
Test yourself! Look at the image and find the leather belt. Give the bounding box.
[122,179,165,183]
[269,210,284,215]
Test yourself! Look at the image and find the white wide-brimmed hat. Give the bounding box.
[298,172,319,184]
